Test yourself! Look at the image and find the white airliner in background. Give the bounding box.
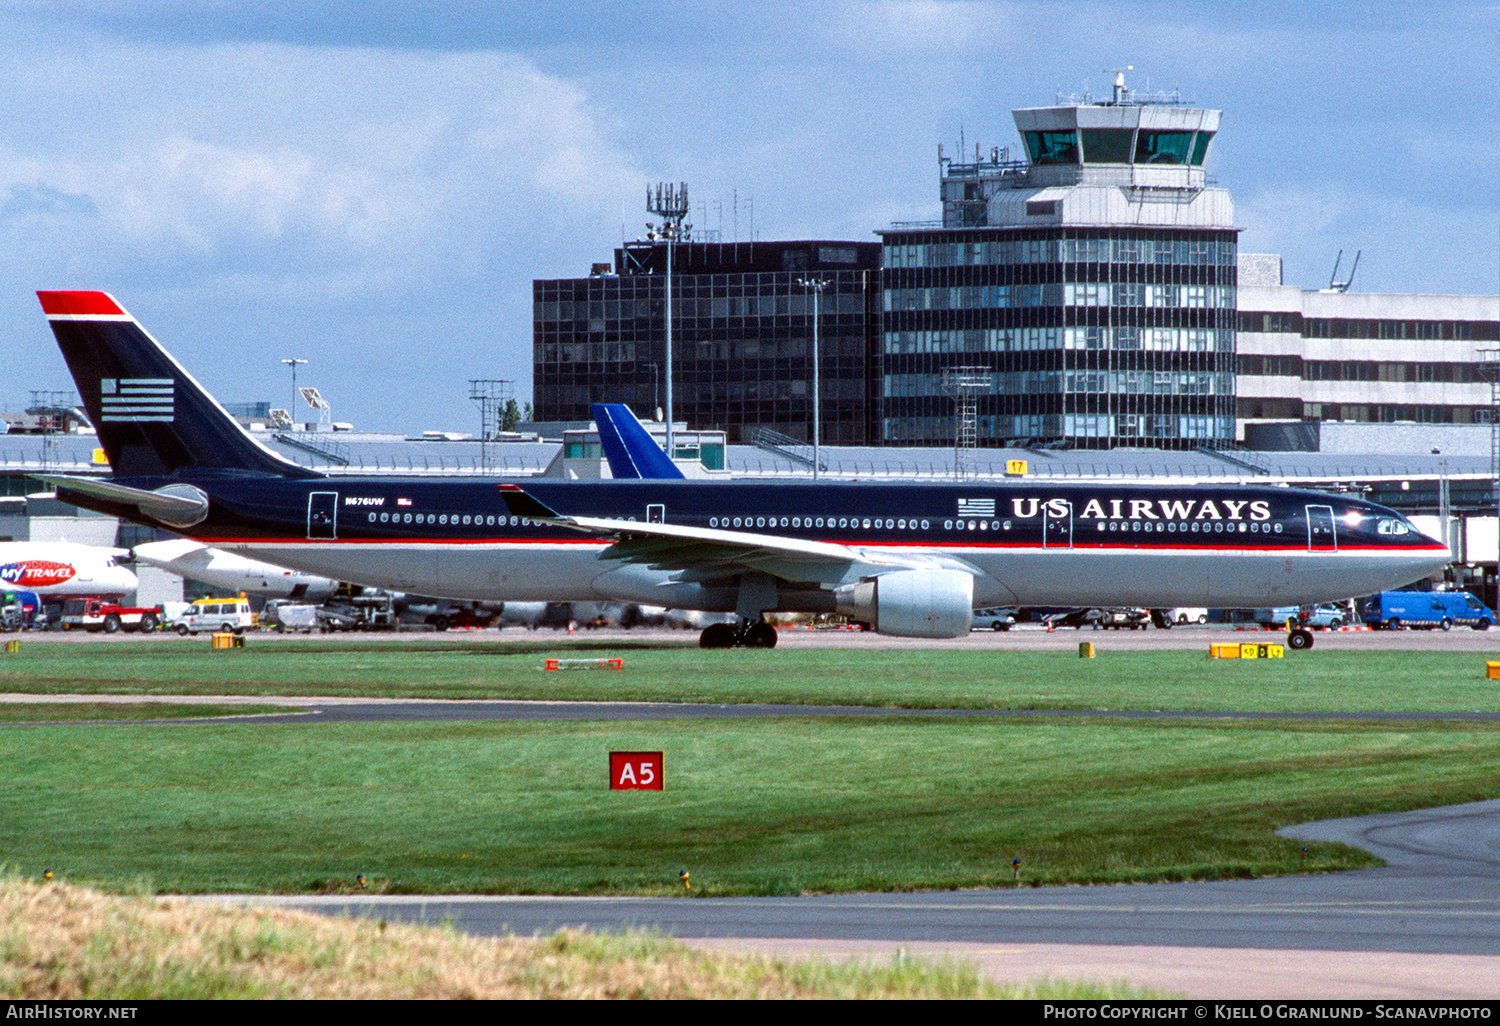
[132,539,338,601]
[0,541,137,597]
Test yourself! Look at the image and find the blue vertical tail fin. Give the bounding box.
[590,403,685,480]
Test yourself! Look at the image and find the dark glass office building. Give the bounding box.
[533,240,882,443]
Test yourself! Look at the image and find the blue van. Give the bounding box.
[1358,591,1495,631]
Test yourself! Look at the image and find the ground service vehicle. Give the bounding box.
[58,598,160,633]
[1253,604,1347,629]
[261,600,319,633]
[1359,591,1495,631]
[171,597,255,635]
[971,607,1018,631]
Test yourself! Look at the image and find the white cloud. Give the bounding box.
[0,27,653,425]
[0,3,1494,431]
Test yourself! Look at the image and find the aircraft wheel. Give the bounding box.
[744,622,778,649]
[1287,628,1314,650]
[699,623,735,649]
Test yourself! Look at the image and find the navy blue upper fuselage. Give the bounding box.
[67,473,1438,555]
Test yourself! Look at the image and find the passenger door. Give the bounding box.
[308,491,339,540]
[1305,505,1336,552]
[1043,500,1073,548]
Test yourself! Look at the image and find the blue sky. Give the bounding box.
[0,1,1495,433]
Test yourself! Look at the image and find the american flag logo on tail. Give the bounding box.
[100,378,174,422]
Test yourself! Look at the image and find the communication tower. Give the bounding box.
[645,182,691,458]
[469,379,516,470]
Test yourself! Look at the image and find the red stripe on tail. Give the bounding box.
[37,291,125,317]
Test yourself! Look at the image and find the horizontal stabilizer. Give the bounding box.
[39,475,209,528]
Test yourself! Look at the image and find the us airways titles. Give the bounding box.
[998,497,1274,522]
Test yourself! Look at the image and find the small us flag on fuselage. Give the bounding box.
[100,378,174,422]
[958,497,996,518]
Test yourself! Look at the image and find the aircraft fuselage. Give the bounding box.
[63,474,1448,612]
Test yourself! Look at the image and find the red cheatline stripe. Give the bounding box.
[195,535,1444,554]
[37,291,125,317]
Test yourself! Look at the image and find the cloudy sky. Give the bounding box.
[0,1,1495,433]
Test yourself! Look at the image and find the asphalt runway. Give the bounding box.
[18,626,1500,998]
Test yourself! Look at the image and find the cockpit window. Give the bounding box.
[1373,515,1415,537]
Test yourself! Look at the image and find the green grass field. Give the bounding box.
[2,638,1499,896]
[2,637,1500,712]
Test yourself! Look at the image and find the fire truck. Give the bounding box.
[57,597,161,633]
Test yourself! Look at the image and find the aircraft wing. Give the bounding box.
[499,486,969,587]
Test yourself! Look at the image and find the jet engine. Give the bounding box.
[834,569,973,639]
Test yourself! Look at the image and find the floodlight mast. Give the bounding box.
[646,182,690,460]
[797,277,830,479]
[280,358,307,426]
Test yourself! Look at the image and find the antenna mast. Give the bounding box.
[646,182,691,458]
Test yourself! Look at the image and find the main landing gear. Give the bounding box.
[1287,628,1315,650]
[699,619,778,649]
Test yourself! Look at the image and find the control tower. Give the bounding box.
[943,73,1231,231]
[880,73,1238,450]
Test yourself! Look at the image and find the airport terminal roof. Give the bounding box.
[0,429,1489,492]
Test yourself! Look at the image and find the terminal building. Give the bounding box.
[1235,254,1499,446]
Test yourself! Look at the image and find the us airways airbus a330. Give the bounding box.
[35,290,1449,650]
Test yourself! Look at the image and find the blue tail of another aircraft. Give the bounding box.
[591,403,685,480]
